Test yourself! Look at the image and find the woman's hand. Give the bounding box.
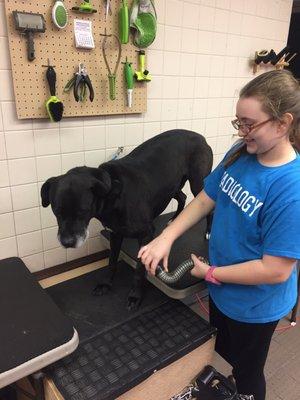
[190,254,210,279]
[138,234,173,276]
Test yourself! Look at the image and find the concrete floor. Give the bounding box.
[190,295,300,400]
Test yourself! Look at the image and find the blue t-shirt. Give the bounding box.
[204,149,300,323]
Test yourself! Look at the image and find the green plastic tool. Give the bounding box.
[52,0,68,29]
[119,0,129,44]
[45,62,64,122]
[123,58,134,107]
[135,50,152,82]
[72,0,97,13]
[129,0,157,48]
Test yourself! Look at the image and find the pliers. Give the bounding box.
[74,63,94,102]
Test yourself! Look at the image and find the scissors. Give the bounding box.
[74,63,94,102]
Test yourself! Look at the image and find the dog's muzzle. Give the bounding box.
[58,229,89,248]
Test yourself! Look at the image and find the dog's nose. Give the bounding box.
[60,236,77,248]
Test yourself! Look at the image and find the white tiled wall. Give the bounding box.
[0,0,293,272]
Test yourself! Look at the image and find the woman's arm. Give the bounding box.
[191,254,296,285]
[138,190,215,274]
[160,190,215,242]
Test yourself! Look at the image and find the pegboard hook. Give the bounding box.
[42,58,55,68]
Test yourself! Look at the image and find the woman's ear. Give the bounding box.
[278,112,294,135]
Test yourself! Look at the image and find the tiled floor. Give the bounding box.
[190,294,300,400]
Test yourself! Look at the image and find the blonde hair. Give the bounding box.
[225,70,300,167]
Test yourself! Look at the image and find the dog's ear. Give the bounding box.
[41,177,57,207]
[92,169,112,197]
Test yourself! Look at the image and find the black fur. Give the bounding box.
[41,129,213,310]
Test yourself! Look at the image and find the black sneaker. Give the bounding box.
[236,395,255,400]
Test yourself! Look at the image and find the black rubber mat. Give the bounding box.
[46,261,169,342]
[47,300,216,400]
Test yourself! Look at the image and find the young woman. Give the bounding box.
[138,70,300,400]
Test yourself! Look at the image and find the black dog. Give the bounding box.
[41,129,213,310]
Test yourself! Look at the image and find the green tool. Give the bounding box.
[129,0,157,48]
[119,0,129,44]
[72,0,97,13]
[64,75,87,102]
[135,50,151,82]
[122,58,134,107]
[64,64,94,102]
[101,31,122,100]
[52,0,68,29]
[44,60,64,122]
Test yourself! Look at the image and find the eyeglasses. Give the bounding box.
[231,118,274,135]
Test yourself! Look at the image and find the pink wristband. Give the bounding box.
[205,266,221,285]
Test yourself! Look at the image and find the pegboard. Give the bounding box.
[4,0,147,119]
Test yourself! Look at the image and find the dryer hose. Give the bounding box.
[155,256,209,284]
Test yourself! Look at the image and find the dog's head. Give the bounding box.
[41,167,113,248]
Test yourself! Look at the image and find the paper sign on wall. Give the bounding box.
[74,19,95,49]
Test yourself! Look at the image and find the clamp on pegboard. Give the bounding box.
[253,47,297,74]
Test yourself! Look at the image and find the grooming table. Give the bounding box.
[43,260,216,400]
[101,212,209,298]
[46,300,216,400]
[0,257,79,399]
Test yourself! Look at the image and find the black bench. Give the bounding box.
[0,257,79,399]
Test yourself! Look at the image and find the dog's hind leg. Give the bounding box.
[170,190,187,222]
[93,232,123,296]
[127,232,154,311]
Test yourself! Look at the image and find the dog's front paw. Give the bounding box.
[127,288,142,311]
[93,283,112,296]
